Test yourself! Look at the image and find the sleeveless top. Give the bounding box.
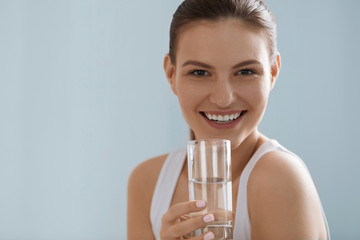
[150,139,330,240]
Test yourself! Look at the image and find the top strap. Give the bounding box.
[150,149,186,240]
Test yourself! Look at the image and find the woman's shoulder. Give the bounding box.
[128,153,169,191]
[249,148,313,192]
[247,148,327,238]
[248,149,315,203]
[127,154,170,238]
[252,148,307,178]
[127,154,169,227]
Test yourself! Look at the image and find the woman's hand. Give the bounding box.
[160,200,215,240]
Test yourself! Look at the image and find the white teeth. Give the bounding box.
[203,112,243,122]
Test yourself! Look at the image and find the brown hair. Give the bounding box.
[169,0,277,65]
[169,0,278,140]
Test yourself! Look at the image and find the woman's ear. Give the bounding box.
[163,54,177,95]
[270,53,281,90]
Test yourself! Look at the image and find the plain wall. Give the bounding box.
[0,0,359,239]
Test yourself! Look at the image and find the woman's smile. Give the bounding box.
[200,110,247,129]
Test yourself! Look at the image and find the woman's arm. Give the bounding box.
[248,151,328,240]
[127,155,167,240]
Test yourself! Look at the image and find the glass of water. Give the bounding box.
[187,139,233,240]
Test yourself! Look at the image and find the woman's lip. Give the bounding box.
[201,110,243,115]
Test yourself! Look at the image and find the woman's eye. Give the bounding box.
[190,70,209,76]
[237,69,255,75]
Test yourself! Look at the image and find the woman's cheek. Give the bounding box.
[241,82,270,106]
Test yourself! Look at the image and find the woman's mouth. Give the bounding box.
[200,110,247,124]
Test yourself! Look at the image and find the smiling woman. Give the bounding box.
[127,0,330,240]
[167,19,274,145]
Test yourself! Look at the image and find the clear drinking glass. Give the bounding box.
[187,139,233,240]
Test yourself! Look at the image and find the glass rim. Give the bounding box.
[187,138,230,146]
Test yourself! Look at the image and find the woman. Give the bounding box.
[127,0,330,239]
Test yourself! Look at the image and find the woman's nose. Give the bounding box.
[208,79,237,108]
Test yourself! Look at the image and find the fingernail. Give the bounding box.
[196,200,206,208]
[203,231,214,240]
[203,214,214,223]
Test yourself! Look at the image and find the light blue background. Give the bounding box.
[0,0,359,239]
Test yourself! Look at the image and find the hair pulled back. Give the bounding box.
[169,0,277,64]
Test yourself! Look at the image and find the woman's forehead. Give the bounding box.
[175,19,270,66]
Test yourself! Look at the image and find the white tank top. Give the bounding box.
[150,139,330,240]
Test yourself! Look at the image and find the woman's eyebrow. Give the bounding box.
[231,60,262,69]
[181,60,214,69]
[181,59,262,69]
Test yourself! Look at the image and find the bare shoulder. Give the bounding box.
[127,154,168,240]
[129,154,168,187]
[248,150,328,240]
[128,153,168,204]
[249,150,313,192]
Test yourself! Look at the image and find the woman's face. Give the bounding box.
[164,19,280,148]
